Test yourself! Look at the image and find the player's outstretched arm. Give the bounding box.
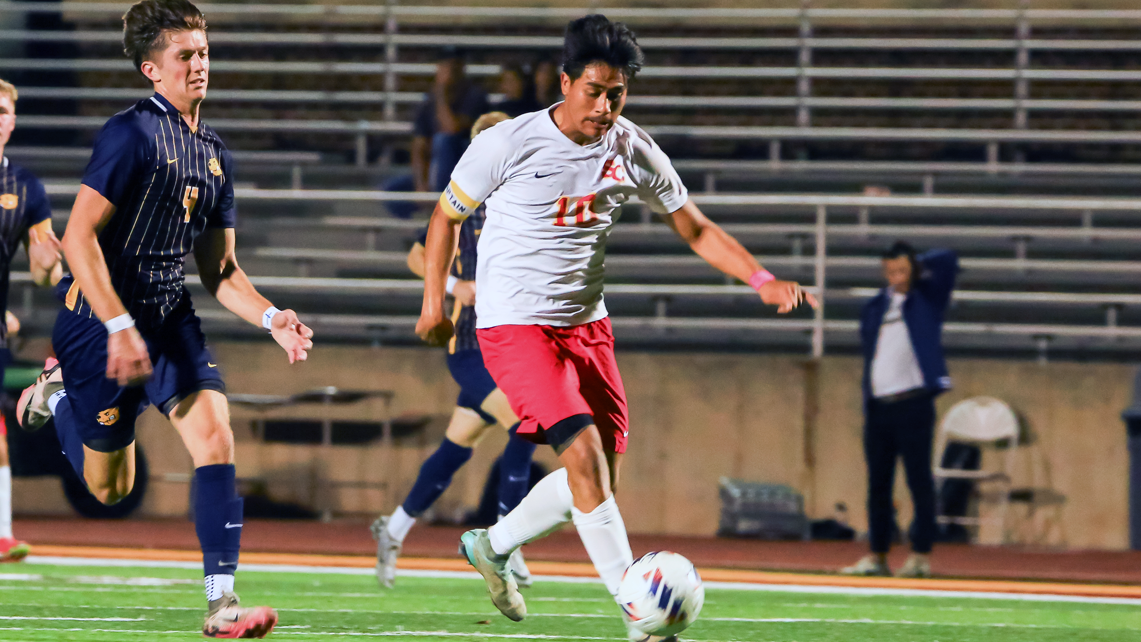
[415,204,462,346]
[193,228,313,364]
[24,220,63,287]
[665,199,818,314]
[62,186,153,385]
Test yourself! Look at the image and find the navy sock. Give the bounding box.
[402,438,472,517]
[52,395,86,483]
[497,423,537,517]
[194,464,243,577]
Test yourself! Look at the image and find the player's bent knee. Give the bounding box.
[444,406,493,448]
[557,423,610,510]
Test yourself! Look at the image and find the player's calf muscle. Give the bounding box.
[559,426,611,511]
[85,446,134,505]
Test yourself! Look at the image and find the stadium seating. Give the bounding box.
[4,3,1141,358]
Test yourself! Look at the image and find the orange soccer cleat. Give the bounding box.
[0,537,30,563]
[202,592,277,639]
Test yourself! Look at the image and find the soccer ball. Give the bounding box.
[617,552,705,637]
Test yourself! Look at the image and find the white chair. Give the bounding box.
[934,396,1020,544]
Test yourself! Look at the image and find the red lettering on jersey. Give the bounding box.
[601,157,625,183]
[555,193,598,227]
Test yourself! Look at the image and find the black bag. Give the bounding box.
[935,442,981,543]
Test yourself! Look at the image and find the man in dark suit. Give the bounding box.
[842,242,958,578]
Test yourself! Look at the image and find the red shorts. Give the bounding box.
[477,317,629,454]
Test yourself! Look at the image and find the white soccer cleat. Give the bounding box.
[16,358,62,432]
[370,515,402,589]
[458,529,526,621]
[507,547,532,589]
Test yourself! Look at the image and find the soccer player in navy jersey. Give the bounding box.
[371,113,537,590]
[15,1,310,637]
[0,78,65,563]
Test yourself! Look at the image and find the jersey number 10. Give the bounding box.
[555,193,597,227]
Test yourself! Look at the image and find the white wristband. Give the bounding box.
[104,313,135,335]
[446,275,459,295]
[262,306,281,331]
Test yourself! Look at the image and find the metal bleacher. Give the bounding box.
[4,3,1141,358]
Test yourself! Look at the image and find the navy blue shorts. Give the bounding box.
[446,349,498,425]
[52,294,225,452]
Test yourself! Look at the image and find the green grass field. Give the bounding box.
[1,560,1140,641]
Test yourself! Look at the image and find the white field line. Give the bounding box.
[0,629,624,640]
[0,616,146,621]
[20,555,1141,607]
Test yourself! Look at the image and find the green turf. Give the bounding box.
[1,561,1140,641]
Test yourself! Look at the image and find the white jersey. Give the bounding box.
[440,106,688,328]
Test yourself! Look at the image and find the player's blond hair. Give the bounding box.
[471,111,509,140]
[0,78,17,105]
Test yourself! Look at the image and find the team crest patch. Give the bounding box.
[96,408,120,426]
[207,158,222,177]
[0,194,17,210]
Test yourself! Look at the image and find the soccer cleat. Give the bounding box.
[0,537,29,563]
[895,554,932,579]
[458,529,526,621]
[202,591,277,639]
[370,515,401,589]
[507,547,533,589]
[839,554,892,577]
[16,358,62,432]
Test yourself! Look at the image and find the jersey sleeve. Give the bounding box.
[438,125,511,221]
[21,173,52,227]
[207,149,237,228]
[81,114,153,210]
[628,125,689,215]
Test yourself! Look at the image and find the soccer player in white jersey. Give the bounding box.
[417,15,815,641]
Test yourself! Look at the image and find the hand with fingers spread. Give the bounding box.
[269,309,314,364]
[27,227,62,271]
[759,279,819,314]
[106,326,153,386]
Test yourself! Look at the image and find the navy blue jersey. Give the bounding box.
[65,93,236,332]
[418,205,483,353]
[0,156,52,345]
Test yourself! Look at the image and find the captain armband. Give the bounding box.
[439,181,479,221]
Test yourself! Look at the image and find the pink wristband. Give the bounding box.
[748,269,776,291]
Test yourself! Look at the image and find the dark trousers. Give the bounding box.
[864,393,937,554]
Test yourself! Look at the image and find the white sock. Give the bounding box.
[572,496,633,599]
[205,573,235,602]
[47,390,67,416]
[0,466,11,539]
[489,467,573,556]
[386,506,416,542]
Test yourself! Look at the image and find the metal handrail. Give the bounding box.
[8,28,1141,52]
[13,86,1141,113]
[5,3,1141,21]
[6,56,1141,82]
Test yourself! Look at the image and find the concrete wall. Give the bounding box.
[13,340,1136,550]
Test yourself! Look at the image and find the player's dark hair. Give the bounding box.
[883,240,920,281]
[561,14,644,81]
[122,0,207,74]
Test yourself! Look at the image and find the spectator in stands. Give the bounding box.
[842,241,958,579]
[493,63,540,117]
[382,47,488,219]
[531,55,559,108]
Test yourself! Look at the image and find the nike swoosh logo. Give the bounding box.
[167,158,178,164]
[217,560,238,567]
[506,475,529,482]
[224,522,242,529]
[208,363,217,368]
[535,171,561,179]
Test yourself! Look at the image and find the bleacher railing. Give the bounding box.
[6,3,1141,166]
